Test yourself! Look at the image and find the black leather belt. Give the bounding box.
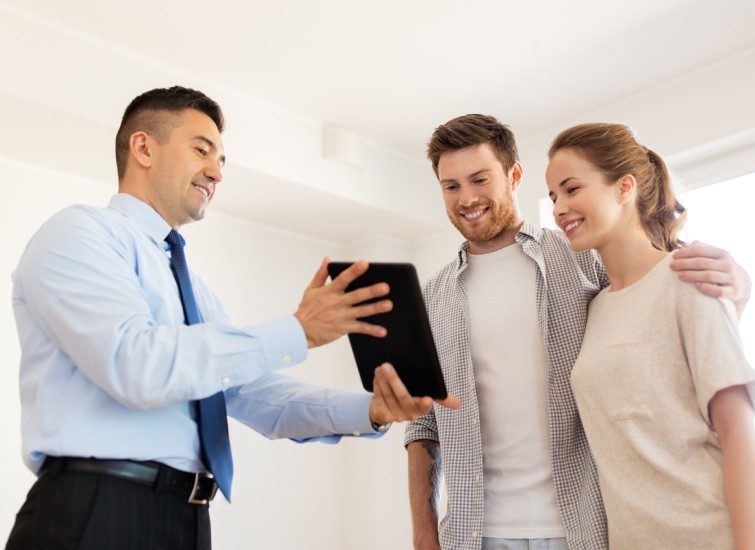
[42,456,218,505]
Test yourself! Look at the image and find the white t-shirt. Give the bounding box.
[572,253,755,549]
[464,244,565,539]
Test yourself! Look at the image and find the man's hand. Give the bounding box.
[369,363,461,427]
[670,241,751,318]
[294,258,393,348]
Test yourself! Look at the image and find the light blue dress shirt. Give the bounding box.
[12,194,376,475]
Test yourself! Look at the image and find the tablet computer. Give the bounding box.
[327,262,447,399]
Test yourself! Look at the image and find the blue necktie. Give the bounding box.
[165,229,233,500]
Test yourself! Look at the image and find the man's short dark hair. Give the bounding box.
[427,114,519,178]
[115,86,225,180]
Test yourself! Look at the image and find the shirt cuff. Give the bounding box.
[249,315,308,370]
[332,391,384,437]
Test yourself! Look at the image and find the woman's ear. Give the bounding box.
[617,174,636,205]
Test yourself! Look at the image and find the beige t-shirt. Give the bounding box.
[571,254,755,549]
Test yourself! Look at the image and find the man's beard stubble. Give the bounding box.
[448,201,520,248]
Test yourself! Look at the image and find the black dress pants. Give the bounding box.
[5,467,212,550]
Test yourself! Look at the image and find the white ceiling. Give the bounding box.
[2,0,755,243]
[7,0,754,157]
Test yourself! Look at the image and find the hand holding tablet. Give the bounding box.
[369,363,460,427]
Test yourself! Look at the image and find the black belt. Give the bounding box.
[42,456,218,505]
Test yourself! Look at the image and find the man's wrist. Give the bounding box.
[371,419,392,433]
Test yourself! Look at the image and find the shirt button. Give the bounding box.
[474,475,480,481]
[471,531,478,538]
[282,353,292,365]
[352,431,361,437]
[221,377,231,386]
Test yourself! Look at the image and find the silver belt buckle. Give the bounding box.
[188,472,217,505]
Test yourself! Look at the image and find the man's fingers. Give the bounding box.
[675,268,733,286]
[382,364,425,411]
[296,258,395,347]
[437,394,462,410]
[670,241,736,287]
[307,257,331,290]
[335,301,393,338]
[373,367,401,412]
[371,365,406,423]
[374,364,425,421]
[670,257,717,271]
[328,260,370,291]
[412,397,435,416]
[374,364,409,407]
[670,240,750,319]
[345,282,391,306]
[694,281,732,299]
[672,240,726,260]
[371,364,460,425]
[670,257,728,273]
[350,298,393,318]
[341,319,387,338]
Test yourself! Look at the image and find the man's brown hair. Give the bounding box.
[427,114,519,177]
[115,86,225,180]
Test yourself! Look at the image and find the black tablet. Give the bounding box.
[327,262,447,399]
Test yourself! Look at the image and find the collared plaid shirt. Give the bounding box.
[405,221,609,550]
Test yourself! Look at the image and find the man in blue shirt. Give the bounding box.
[6,86,460,550]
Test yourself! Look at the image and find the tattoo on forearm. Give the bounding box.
[419,440,441,512]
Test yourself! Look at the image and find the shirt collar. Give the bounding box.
[455,219,542,274]
[516,219,543,243]
[107,193,173,246]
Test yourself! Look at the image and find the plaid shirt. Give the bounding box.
[405,221,609,550]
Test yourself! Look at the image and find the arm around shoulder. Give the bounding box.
[670,241,751,318]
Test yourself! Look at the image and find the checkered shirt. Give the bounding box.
[405,221,609,550]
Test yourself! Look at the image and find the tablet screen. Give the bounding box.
[328,262,447,399]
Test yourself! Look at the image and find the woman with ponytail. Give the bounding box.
[546,123,755,549]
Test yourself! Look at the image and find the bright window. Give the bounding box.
[679,172,754,362]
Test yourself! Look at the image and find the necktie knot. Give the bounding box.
[165,229,185,249]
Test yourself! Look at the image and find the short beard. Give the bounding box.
[449,202,519,248]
